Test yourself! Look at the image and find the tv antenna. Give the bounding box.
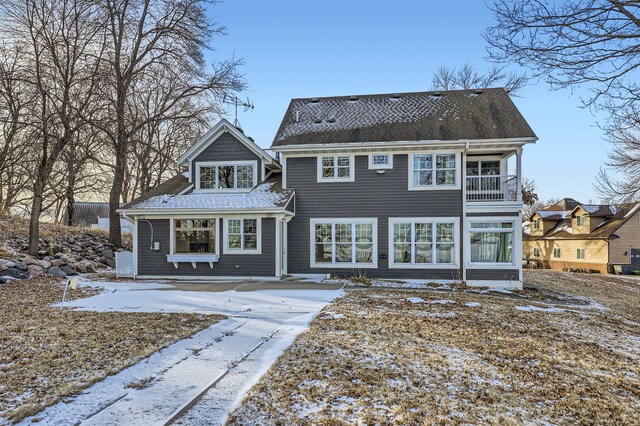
[223,95,255,130]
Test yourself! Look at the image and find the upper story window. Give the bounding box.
[369,153,393,169]
[317,155,354,182]
[409,153,458,190]
[576,216,585,227]
[196,161,257,191]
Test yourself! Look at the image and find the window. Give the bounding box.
[553,248,561,258]
[577,248,586,260]
[197,161,256,191]
[469,221,515,264]
[311,219,377,267]
[174,219,216,254]
[317,155,354,182]
[533,247,541,257]
[224,218,261,253]
[533,220,541,230]
[369,153,393,169]
[389,218,458,268]
[576,216,585,227]
[409,153,458,190]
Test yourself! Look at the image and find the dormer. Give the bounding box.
[569,205,614,234]
[177,119,280,193]
[529,212,560,236]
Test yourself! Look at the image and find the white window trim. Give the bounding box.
[465,217,520,269]
[408,152,461,191]
[368,153,393,169]
[195,160,258,192]
[316,155,355,183]
[388,217,460,269]
[168,218,220,262]
[310,218,378,268]
[223,218,262,254]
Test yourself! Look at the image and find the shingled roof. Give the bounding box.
[272,88,537,148]
[120,173,192,210]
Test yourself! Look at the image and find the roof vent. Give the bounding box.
[310,98,319,103]
[313,118,322,124]
[431,92,442,98]
[326,118,336,123]
[349,96,358,101]
[391,93,401,99]
[474,90,483,95]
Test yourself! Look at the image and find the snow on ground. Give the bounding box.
[515,305,566,313]
[19,280,342,426]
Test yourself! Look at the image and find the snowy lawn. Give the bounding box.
[229,270,640,425]
[0,277,222,423]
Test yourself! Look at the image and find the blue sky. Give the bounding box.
[207,0,608,203]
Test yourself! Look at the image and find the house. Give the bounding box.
[523,198,640,273]
[64,202,134,234]
[119,88,537,288]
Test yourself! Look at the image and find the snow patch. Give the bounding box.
[465,302,481,307]
[516,305,565,313]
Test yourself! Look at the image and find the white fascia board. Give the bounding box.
[118,207,294,216]
[178,118,277,166]
[271,137,537,153]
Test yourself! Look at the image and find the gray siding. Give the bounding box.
[285,154,463,279]
[137,218,276,277]
[466,269,519,281]
[191,132,262,183]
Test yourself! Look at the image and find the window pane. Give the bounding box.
[322,157,334,167]
[244,235,257,249]
[414,154,432,170]
[415,223,432,243]
[335,224,352,242]
[436,223,455,243]
[217,166,235,188]
[356,243,373,263]
[315,224,332,242]
[315,244,332,263]
[335,244,352,262]
[228,234,241,249]
[394,244,411,263]
[243,219,257,234]
[237,165,254,188]
[414,170,432,186]
[355,223,372,242]
[337,166,350,178]
[322,167,334,178]
[200,167,216,189]
[175,230,215,254]
[470,231,513,263]
[481,161,500,176]
[436,243,454,263]
[373,154,388,165]
[466,161,479,176]
[436,154,455,169]
[228,219,241,234]
[435,170,456,185]
[394,223,411,242]
[415,243,433,263]
[337,156,350,167]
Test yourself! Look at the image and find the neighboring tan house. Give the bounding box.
[119,88,537,289]
[523,198,640,273]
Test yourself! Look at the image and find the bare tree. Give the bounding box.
[96,0,244,247]
[431,63,527,93]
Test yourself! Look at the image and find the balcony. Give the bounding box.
[466,175,518,202]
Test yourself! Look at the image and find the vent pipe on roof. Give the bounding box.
[295,111,299,122]
[349,96,358,101]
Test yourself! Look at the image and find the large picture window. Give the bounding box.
[224,218,261,254]
[389,218,458,268]
[317,155,354,182]
[409,153,458,190]
[197,161,257,191]
[469,221,515,264]
[311,219,377,267]
[174,219,216,254]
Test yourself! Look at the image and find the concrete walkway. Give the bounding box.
[19,280,342,425]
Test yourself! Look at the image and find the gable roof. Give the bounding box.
[542,198,582,212]
[272,88,537,149]
[570,204,618,218]
[178,119,278,167]
[120,173,192,210]
[525,202,640,240]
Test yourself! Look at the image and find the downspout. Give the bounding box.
[462,142,469,283]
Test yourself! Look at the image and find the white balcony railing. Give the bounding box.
[466,175,518,202]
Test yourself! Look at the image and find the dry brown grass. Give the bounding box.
[0,277,223,422]
[229,270,640,425]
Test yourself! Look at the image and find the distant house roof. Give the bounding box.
[272,88,537,148]
[63,202,110,226]
[525,202,640,241]
[120,173,294,213]
[541,198,582,212]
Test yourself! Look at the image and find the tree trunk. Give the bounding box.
[28,180,45,256]
[65,178,75,226]
[108,145,124,247]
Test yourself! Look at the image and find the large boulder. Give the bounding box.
[0,259,16,270]
[27,264,45,277]
[0,277,6,284]
[50,258,64,267]
[13,260,27,271]
[37,259,52,269]
[73,262,87,273]
[60,265,78,276]
[3,268,29,279]
[47,266,67,277]
[23,256,39,266]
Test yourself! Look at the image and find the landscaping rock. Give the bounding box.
[37,260,52,269]
[74,262,87,273]
[60,265,78,276]
[105,258,116,268]
[14,261,27,271]
[47,266,67,277]
[23,257,39,266]
[0,259,16,270]
[0,277,6,284]
[3,268,29,279]
[50,259,64,267]
[27,264,45,277]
